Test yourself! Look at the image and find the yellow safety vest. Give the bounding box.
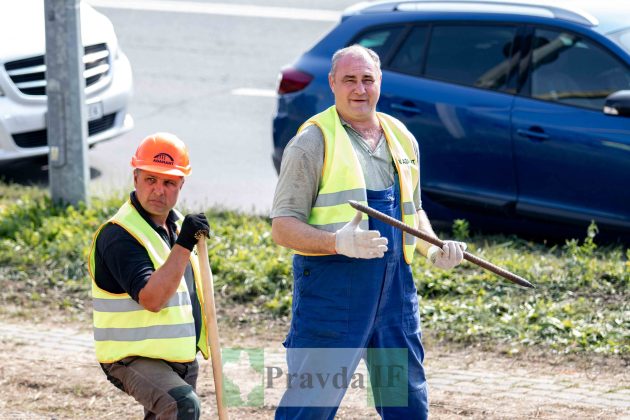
[88,200,209,363]
[298,105,419,263]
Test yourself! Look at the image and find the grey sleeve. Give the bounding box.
[270,125,324,222]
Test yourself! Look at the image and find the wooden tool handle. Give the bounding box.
[197,236,229,420]
[348,200,534,289]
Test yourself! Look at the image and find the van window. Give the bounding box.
[424,25,517,91]
[389,26,428,75]
[529,28,630,110]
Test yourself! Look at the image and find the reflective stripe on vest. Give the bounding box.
[297,106,419,263]
[88,200,209,363]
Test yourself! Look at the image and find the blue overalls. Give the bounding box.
[276,178,429,419]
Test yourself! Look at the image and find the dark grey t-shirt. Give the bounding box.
[271,118,421,222]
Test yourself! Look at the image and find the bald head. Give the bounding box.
[329,45,381,79]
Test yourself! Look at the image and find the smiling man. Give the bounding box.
[271,45,466,419]
[88,133,211,419]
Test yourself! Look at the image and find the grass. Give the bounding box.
[0,183,628,357]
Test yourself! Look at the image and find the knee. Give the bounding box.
[168,385,201,419]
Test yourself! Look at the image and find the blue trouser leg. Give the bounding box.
[275,255,379,420]
[366,258,428,419]
[368,326,428,419]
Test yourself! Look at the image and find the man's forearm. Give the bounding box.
[138,244,191,312]
[415,209,438,257]
[272,216,336,254]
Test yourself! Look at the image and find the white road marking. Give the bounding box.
[231,88,277,97]
[87,0,340,22]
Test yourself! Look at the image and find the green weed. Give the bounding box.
[0,185,628,356]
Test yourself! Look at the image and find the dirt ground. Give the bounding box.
[0,304,627,419]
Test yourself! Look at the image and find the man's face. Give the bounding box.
[133,169,184,221]
[329,52,381,123]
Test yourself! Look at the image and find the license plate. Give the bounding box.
[86,101,103,121]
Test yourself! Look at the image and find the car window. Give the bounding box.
[620,31,630,54]
[609,28,630,55]
[530,29,630,110]
[424,25,517,91]
[388,26,428,75]
[353,26,405,62]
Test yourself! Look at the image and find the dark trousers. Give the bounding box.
[101,356,201,419]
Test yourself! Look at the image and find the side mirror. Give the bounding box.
[604,90,630,117]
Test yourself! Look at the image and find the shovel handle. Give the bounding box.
[196,234,229,420]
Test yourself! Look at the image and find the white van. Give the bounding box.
[0,0,133,163]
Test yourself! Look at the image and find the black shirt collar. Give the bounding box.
[129,192,179,245]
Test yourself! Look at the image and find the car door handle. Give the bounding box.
[516,128,549,141]
[391,102,422,114]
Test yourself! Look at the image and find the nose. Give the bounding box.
[354,82,366,94]
[153,182,165,196]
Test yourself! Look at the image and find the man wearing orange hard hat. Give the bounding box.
[88,133,210,419]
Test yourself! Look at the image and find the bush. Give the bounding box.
[0,185,628,356]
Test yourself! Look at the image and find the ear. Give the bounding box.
[133,169,139,187]
[179,177,185,190]
[328,73,335,93]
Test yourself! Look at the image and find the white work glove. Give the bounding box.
[335,210,388,259]
[427,241,467,269]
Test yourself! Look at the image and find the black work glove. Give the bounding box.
[175,213,210,251]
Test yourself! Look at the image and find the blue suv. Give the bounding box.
[272,1,630,237]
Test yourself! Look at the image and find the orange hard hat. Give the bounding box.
[131,132,192,176]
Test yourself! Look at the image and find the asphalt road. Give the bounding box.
[84,0,360,213]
